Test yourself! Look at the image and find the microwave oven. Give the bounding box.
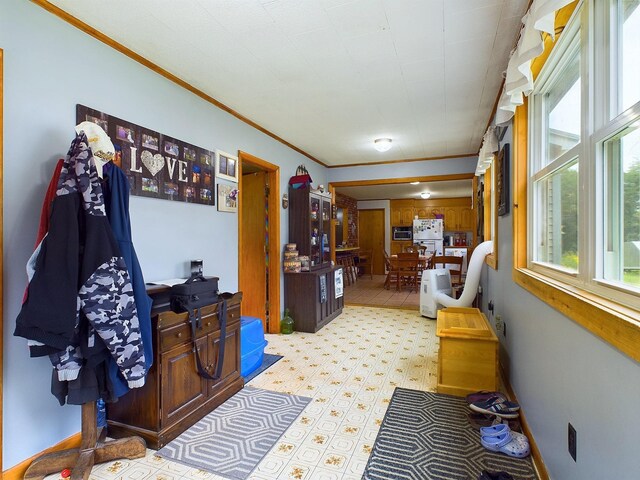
[392,227,412,241]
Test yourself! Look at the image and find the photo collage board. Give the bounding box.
[76,104,215,206]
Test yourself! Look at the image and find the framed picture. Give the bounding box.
[496,143,510,216]
[217,184,238,213]
[141,133,159,150]
[216,150,239,182]
[116,125,135,143]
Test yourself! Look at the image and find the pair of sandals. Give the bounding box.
[479,423,530,458]
[467,391,521,419]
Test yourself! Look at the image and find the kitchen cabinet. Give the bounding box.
[443,206,475,231]
[459,207,475,230]
[107,290,243,449]
[444,207,460,231]
[289,186,332,270]
[390,199,415,226]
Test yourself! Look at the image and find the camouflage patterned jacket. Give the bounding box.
[14,132,146,389]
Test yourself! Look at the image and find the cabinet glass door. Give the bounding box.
[321,198,331,265]
[310,196,321,267]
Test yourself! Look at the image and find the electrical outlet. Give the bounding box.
[488,300,494,314]
[495,315,503,334]
[568,423,577,462]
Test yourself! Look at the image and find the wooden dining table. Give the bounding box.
[386,253,433,290]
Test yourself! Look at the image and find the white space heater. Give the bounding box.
[420,240,494,319]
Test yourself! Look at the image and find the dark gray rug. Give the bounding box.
[362,388,537,480]
[157,386,311,479]
[244,353,283,383]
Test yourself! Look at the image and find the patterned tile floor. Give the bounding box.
[343,275,421,310]
[47,306,438,480]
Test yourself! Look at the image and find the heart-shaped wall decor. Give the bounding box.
[141,150,165,176]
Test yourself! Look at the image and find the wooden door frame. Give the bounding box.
[329,173,475,262]
[237,151,281,333]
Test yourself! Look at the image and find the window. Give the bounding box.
[530,24,581,274]
[515,1,640,361]
[617,0,640,114]
[603,123,640,289]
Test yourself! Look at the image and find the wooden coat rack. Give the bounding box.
[24,402,146,480]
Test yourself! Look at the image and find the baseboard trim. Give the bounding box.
[2,433,81,480]
[499,365,550,480]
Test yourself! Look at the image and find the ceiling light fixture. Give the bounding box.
[374,138,392,152]
[420,192,431,199]
[410,181,420,185]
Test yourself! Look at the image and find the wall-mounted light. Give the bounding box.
[420,192,431,199]
[374,138,392,152]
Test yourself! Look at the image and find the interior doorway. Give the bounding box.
[358,209,385,274]
[238,152,280,333]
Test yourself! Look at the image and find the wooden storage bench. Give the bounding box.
[436,307,498,397]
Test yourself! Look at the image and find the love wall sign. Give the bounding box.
[77,104,215,206]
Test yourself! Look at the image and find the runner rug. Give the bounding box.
[362,388,538,480]
[157,386,311,479]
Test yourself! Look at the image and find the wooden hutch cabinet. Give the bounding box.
[288,186,332,269]
[285,186,343,332]
[106,289,244,449]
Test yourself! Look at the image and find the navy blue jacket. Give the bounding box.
[103,162,153,398]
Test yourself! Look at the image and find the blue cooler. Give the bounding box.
[240,316,268,377]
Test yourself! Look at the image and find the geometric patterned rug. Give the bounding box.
[362,388,538,480]
[156,386,311,479]
[243,353,283,383]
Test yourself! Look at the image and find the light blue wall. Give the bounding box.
[328,156,477,183]
[1,0,327,467]
[479,126,640,479]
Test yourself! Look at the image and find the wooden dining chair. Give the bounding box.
[432,255,464,296]
[414,244,427,256]
[357,249,373,279]
[383,250,396,290]
[396,251,420,292]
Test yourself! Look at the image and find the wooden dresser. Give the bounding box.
[436,307,498,397]
[106,288,244,449]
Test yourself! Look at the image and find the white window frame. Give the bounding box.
[527,0,640,310]
[528,10,583,281]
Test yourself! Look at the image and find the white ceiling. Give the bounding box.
[337,179,472,201]
[48,0,527,166]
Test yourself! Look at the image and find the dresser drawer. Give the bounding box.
[159,322,191,352]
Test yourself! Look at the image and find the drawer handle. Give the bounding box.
[176,332,183,338]
[206,322,211,327]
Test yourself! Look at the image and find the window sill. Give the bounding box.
[513,267,640,363]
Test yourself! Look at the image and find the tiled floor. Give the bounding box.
[343,274,420,310]
[56,306,438,480]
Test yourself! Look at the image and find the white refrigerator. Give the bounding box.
[413,219,444,255]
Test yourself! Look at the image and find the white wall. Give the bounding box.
[357,200,390,255]
[479,126,640,479]
[1,0,327,467]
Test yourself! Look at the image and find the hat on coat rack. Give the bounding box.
[75,121,115,178]
[75,121,115,160]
